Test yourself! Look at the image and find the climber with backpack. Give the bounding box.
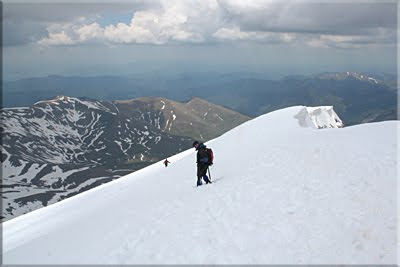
[192,140,213,187]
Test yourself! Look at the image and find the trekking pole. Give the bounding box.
[207,166,212,181]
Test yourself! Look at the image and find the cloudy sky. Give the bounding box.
[3,0,398,80]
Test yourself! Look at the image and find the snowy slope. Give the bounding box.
[2,106,397,264]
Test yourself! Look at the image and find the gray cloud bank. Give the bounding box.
[3,0,397,48]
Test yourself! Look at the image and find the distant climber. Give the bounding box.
[192,141,212,186]
[163,159,170,167]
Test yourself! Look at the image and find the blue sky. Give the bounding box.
[3,0,398,80]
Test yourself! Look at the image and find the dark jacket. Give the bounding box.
[196,143,209,165]
[196,143,209,178]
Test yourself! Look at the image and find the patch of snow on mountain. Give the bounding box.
[215,114,224,121]
[155,136,161,144]
[72,98,114,114]
[65,109,84,122]
[87,130,104,148]
[2,151,30,180]
[155,117,161,129]
[4,107,30,110]
[114,141,124,152]
[368,77,378,84]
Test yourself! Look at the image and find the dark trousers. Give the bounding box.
[197,163,211,185]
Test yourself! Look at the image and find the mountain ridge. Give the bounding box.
[3,71,396,126]
[1,95,249,221]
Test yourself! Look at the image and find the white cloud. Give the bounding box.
[280,33,296,43]
[213,27,261,41]
[305,38,329,49]
[305,28,397,49]
[38,31,77,46]
[218,0,277,13]
[213,26,297,44]
[76,23,104,42]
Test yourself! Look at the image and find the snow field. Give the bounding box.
[2,106,397,264]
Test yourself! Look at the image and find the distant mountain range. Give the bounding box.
[1,96,249,221]
[200,72,397,125]
[3,71,397,126]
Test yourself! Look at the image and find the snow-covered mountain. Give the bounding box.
[314,71,385,85]
[114,96,250,141]
[1,96,249,221]
[2,106,397,264]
